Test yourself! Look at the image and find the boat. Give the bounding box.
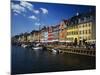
[32,46,43,50]
[21,44,28,48]
[51,48,60,54]
[51,48,62,54]
[52,49,57,53]
[32,43,43,50]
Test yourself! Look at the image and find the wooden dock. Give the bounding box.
[47,46,95,56]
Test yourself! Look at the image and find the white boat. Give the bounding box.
[52,49,57,53]
[32,43,43,50]
[51,48,61,54]
[32,47,43,50]
[21,44,28,48]
[51,49,59,54]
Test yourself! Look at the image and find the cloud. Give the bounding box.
[11,2,26,14]
[20,1,33,11]
[13,9,21,14]
[20,1,40,14]
[40,8,48,14]
[14,13,18,16]
[35,22,41,26]
[33,9,40,14]
[28,15,37,20]
[12,1,48,20]
[11,1,33,16]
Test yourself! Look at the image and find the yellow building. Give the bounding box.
[31,31,39,42]
[78,21,96,43]
[65,12,96,44]
[66,25,79,42]
[27,34,33,42]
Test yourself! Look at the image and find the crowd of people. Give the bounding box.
[44,40,96,50]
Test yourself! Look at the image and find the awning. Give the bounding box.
[52,40,59,42]
[59,40,66,42]
[86,40,96,42]
[65,40,73,42]
[47,40,54,42]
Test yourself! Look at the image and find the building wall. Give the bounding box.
[40,31,45,42]
[27,34,34,42]
[91,21,96,40]
[34,32,39,42]
[66,25,79,42]
[48,27,53,42]
[52,25,59,41]
[59,21,67,42]
[78,22,92,41]
[53,31,59,41]
[44,32,48,42]
[59,29,66,41]
[66,21,95,43]
[66,13,95,43]
[21,36,25,42]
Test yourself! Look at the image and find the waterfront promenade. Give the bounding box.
[47,45,95,56]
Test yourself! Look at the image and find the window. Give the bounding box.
[79,25,81,28]
[74,32,76,35]
[73,31,75,35]
[80,37,81,39]
[83,24,84,27]
[89,29,91,34]
[80,31,81,34]
[88,23,90,27]
[77,32,78,35]
[72,31,73,35]
[74,32,75,35]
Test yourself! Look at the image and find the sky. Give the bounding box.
[11,0,95,36]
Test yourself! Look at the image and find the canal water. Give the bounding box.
[11,45,95,74]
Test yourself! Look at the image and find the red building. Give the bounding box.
[48,26,54,42]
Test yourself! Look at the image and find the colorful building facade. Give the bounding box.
[66,12,96,44]
[59,20,67,42]
[48,26,54,42]
[12,11,95,45]
[52,25,59,42]
[40,27,48,43]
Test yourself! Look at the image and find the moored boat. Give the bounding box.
[32,43,43,50]
[51,48,60,54]
[21,44,28,48]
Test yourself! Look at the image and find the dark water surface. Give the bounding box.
[11,45,95,74]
